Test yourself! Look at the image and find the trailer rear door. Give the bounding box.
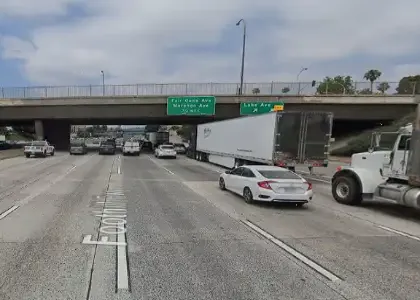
[273,111,333,167]
[273,112,302,167]
[301,112,333,166]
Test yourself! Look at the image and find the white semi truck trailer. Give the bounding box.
[190,111,333,172]
[332,103,420,208]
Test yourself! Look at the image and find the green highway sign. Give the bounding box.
[167,96,216,116]
[240,101,284,115]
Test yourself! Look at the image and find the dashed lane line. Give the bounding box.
[242,219,342,283]
[147,155,175,175]
[0,205,19,220]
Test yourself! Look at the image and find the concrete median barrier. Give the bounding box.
[0,148,23,160]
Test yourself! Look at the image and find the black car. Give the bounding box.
[99,140,116,155]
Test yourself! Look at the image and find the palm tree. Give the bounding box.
[363,69,382,93]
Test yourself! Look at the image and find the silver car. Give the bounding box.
[69,141,87,155]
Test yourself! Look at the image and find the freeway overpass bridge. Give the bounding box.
[0,83,416,150]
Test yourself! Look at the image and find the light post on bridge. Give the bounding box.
[236,19,247,95]
[296,67,308,95]
[101,70,105,96]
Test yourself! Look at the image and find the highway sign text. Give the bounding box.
[240,101,284,115]
[167,96,216,115]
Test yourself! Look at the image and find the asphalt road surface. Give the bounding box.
[0,153,419,299]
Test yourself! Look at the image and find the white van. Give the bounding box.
[122,140,140,156]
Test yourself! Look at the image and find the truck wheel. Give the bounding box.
[288,166,296,172]
[25,154,30,158]
[219,178,226,190]
[332,176,362,205]
[51,151,54,156]
[42,151,47,158]
[243,187,254,204]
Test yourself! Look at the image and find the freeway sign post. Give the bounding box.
[167,96,216,115]
[240,101,284,115]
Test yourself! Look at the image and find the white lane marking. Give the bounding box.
[0,164,78,220]
[117,231,129,290]
[0,205,19,220]
[82,234,127,246]
[377,225,420,242]
[117,166,121,174]
[147,155,174,175]
[18,165,77,206]
[242,220,342,283]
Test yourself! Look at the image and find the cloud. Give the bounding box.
[0,0,81,17]
[1,0,420,86]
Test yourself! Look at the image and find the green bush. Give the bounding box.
[331,112,416,156]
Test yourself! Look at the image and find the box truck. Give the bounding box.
[156,131,170,147]
[191,111,333,172]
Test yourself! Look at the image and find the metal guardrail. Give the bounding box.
[0,81,409,99]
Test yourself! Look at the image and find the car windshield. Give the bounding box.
[101,142,115,146]
[71,141,84,146]
[161,145,174,150]
[31,141,46,146]
[257,170,302,180]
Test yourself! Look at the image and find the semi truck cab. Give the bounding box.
[331,122,420,208]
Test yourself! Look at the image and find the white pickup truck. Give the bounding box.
[122,140,141,156]
[24,141,55,158]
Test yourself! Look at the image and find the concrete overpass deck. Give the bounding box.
[0,94,416,150]
[0,95,416,123]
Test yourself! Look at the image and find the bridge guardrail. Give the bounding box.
[0,81,412,99]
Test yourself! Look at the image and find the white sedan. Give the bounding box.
[155,145,177,159]
[218,165,313,206]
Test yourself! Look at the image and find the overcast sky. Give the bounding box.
[0,0,419,88]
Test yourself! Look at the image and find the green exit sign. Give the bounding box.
[167,96,216,116]
[240,101,284,115]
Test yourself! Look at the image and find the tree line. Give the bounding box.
[250,69,420,95]
[313,69,413,95]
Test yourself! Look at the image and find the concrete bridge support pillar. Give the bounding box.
[43,120,71,151]
[34,120,44,141]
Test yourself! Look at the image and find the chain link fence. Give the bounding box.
[0,81,408,99]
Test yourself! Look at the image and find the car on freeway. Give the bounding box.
[24,140,55,158]
[218,165,313,206]
[99,139,116,155]
[122,140,141,156]
[142,140,153,152]
[69,140,88,155]
[173,143,187,154]
[155,144,177,159]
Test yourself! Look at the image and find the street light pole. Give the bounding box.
[236,19,246,95]
[296,67,308,95]
[296,67,308,81]
[101,70,105,96]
